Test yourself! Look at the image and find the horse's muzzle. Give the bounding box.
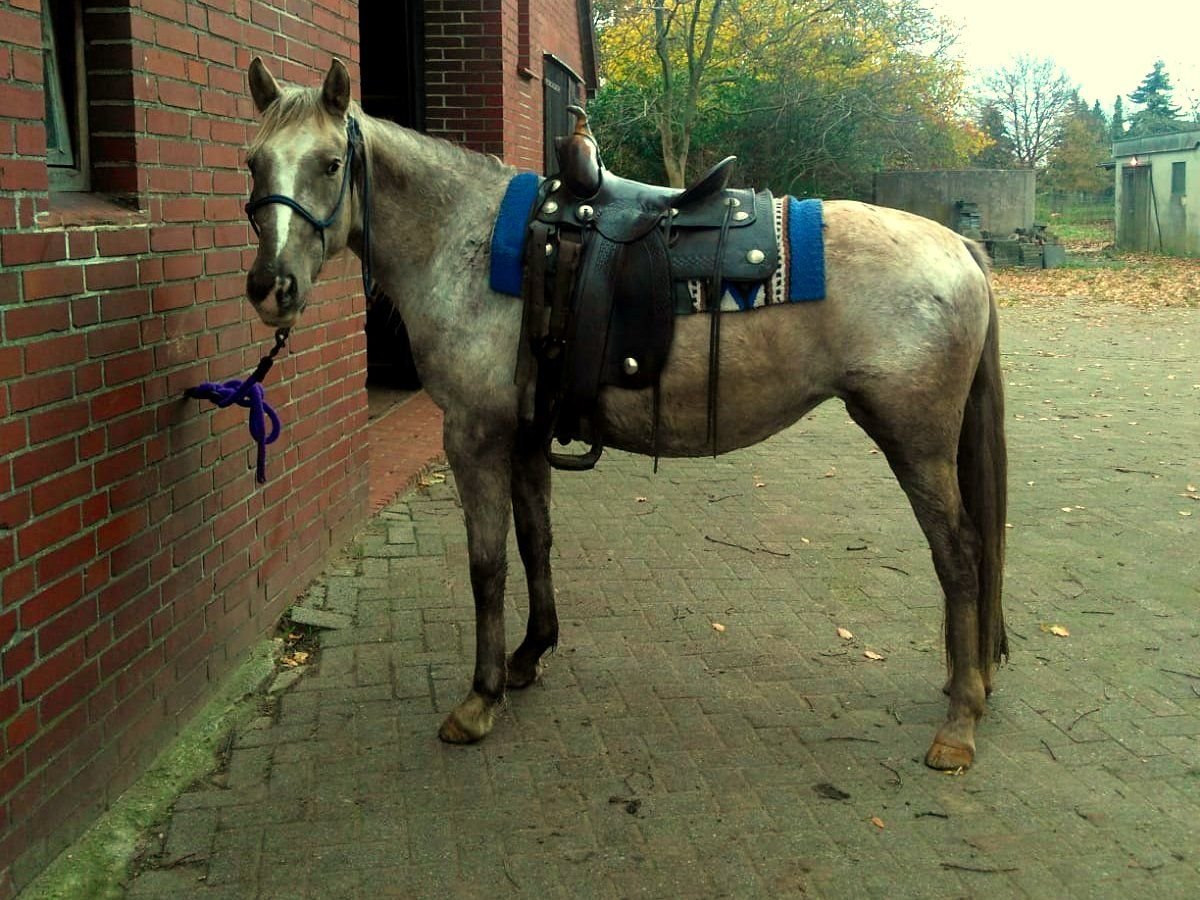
[247,266,301,324]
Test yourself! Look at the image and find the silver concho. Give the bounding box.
[746,249,765,265]
[623,357,640,376]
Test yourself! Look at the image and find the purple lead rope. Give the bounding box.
[185,328,289,484]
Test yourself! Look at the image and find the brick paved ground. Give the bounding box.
[126,300,1199,899]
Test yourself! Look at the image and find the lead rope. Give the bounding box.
[185,328,290,484]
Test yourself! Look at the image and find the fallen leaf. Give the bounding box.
[1040,623,1070,637]
[823,467,837,478]
[712,622,726,633]
[864,650,885,661]
[754,481,766,488]
[836,627,855,640]
[870,816,886,829]
[1180,510,1192,517]
[635,496,648,503]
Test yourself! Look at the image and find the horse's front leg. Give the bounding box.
[438,417,513,744]
[507,425,557,689]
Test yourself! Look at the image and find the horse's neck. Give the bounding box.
[357,117,509,294]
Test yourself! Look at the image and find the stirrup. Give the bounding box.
[546,435,604,471]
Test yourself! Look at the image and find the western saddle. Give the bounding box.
[521,106,778,470]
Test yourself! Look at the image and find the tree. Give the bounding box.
[970,102,1015,167]
[1126,60,1185,138]
[1111,95,1125,141]
[1041,95,1111,194]
[591,0,983,196]
[980,55,1075,167]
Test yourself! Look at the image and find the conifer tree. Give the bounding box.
[1126,61,1184,137]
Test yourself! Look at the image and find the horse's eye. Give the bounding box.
[326,159,342,176]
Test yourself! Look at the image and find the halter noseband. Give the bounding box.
[245,116,363,257]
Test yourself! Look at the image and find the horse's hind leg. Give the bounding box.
[507,426,558,689]
[845,400,987,770]
[437,416,513,744]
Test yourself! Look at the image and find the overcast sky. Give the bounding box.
[924,0,1200,117]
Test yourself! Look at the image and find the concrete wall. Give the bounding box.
[873,170,1036,235]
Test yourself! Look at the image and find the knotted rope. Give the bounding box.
[185,328,289,484]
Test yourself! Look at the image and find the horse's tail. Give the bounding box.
[960,241,1008,678]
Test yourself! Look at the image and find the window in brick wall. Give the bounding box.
[42,0,91,191]
[543,55,583,176]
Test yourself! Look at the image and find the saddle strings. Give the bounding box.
[706,201,736,456]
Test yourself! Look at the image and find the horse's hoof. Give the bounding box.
[437,693,496,744]
[506,654,543,690]
[925,738,974,771]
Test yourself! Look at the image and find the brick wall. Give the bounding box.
[0,1,367,894]
[424,0,588,167]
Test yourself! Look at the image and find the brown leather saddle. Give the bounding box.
[521,106,778,470]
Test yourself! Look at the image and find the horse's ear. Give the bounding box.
[248,57,280,114]
[321,59,351,117]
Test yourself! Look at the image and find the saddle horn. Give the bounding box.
[557,105,602,198]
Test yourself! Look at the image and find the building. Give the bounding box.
[0,1,595,894]
[1112,129,1200,256]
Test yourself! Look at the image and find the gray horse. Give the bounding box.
[242,59,1007,771]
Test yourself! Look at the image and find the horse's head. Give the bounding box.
[244,58,359,328]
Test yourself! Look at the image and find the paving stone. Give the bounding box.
[126,300,1200,899]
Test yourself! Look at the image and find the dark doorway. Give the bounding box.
[360,1,424,391]
[1118,165,1152,252]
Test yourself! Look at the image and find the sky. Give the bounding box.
[923,0,1200,118]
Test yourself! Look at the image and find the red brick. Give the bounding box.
[0,345,21,379]
[9,370,74,413]
[86,322,141,358]
[97,565,149,620]
[104,349,155,386]
[0,683,16,725]
[0,157,46,191]
[86,260,139,292]
[40,662,100,723]
[32,468,94,516]
[96,229,151,257]
[18,502,83,561]
[100,289,152,322]
[162,254,202,281]
[6,708,36,750]
[36,593,97,657]
[22,265,84,301]
[2,634,35,681]
[1,231,66,266]
[67,230,97,260]
[28,401,89,445]
[23,335,86,375]
[21,636,84,700]
[110,530,159,578]
[152,282,197,311]
[5,302,71,339]
[94,445,145,489]
[91,384,144,423]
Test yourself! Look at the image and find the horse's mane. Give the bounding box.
[248,86,511,183]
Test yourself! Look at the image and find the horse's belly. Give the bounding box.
[596,303,836,457]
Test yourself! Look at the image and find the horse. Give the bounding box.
[241,58,1008,771]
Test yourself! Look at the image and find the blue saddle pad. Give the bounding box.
[488,172,826,306]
